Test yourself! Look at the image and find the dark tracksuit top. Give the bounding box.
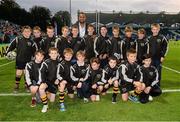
[70,62,90,83]
[101,65,119,84]
[88,68,103,85]
[121,37,136,60]
[119,61,143,84]
[33,37,43,50]
[6,36,37,63]
[110,36,122,60]
[94,35,112,57]
[83,34,96,60]
[148,34,168,60]
[41,36,57,56]
[25,60,42,87]
[135,38,149,64]
[55,36,72,56]
[39,58,60,84]
[140,65,159,87]
[70,36,85,55]
[57,60,72,83]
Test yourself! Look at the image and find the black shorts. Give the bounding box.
[66,82,78,94]
[45,82,58,94]
[119,81,135,94]
[16,60,27,70]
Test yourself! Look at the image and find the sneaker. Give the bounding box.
[112,96,117,104]
[31,98,36,107]
[148,95,153,101]
[41,105,48,113]
[60,103,66,112]
[128,95,139,103]
[96,95,100,101]
[83,98,89,103]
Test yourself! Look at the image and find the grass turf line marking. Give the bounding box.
[0,89,180,96]
[0,61,14,68]
[163,65,180,74]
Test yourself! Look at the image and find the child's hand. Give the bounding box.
[160,57,164,63]
[108,79,113,85]
[79,78,84,82]
[133,81,142,88]
[104,83,109,89]
[144,86,151,94]
[77,82,82,88]
[54,79,59,85]
[92,84,97,89]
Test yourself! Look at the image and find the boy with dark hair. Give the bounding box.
[6,25,37,93]
[84,24,96,62]
[101,56,119,103]
[89,57,103,102]
[148,23,168,85]
[70,50,90,102]
[139,54,162,103]
[121,26,136,60]
[25,50,45,107]
[39,47,60,113]
[119,49,145,102]
[57,48,74,111]
[135,28,149,64]
[94,25,111,67]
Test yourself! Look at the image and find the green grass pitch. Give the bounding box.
[0,41,180,121]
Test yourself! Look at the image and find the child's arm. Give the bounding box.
[6,37,17,54]
[79,66,90,82]
[70,66,79,82]
[119,64,134,83]
[57,63,64,82]
[151,68,159,87]
[161,36,168,62]
[94,36,100,57]
[111,69,119,82]
[101,69,107,84]
[25,63,33,87]
[39,62,48,83]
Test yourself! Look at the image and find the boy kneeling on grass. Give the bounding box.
[119,48,145,102]
[139,54,162,103]
[25,50,45,107]
[39,47,60,113]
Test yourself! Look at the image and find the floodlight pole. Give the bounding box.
[69,0,72,26]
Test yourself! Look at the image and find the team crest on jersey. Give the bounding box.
[81,69,86,74]
[157,39,161,43]
[149,72,153,76]
[77,41,81,44]
[96,74,101,79]
[130,42,134,45]
[27,42,32,46]
[51,41,55,45]
[140,43,145,46]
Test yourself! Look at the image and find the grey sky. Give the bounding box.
[16,0,180,23]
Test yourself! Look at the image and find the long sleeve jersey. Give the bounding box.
[119,61,143,84]
[25,60,42,86]
[83,34,96,60]
[140,65,159,87]
[88,68,103,85]
[94,35,112,57]
[121,37,136,60]
[101,65,119,84]
[39,58,60,83]
[57,60,72,82]
[70,62,90,82]
[6,36,37,62]
[148,34,168,59]
[110,36,122,60]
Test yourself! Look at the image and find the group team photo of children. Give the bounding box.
[5,12,168,113]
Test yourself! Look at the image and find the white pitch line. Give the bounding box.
[163,65,180,74]
[0,89,180,96]
[0,61,14,68]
